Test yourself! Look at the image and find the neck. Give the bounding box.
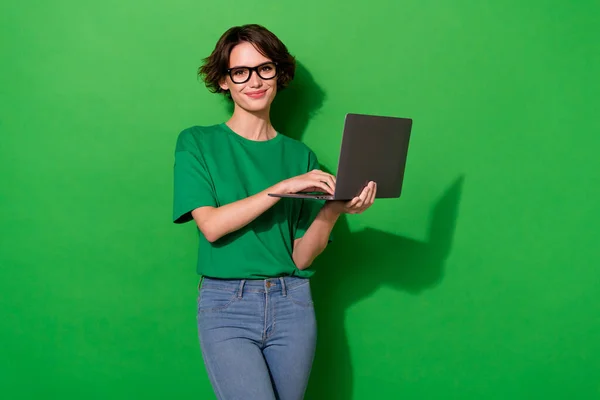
[226,105,276,141]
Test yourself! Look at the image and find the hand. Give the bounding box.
[278,170,336,195]
[325,181,377,214]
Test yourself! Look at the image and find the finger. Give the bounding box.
[364,182,373,206]
[313,171,336,192]
[356,184,373,212]
[328,173,337,186]
[311,170,335,181]
[321,176,336,192]
[359,184,371,202]
[299,186,320,193]
[369,182,377,204]
[353,194,367,211]
[302,175,332,194]
[315,180,334,194]
[347,196,361,211]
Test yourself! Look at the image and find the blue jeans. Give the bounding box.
[197,276,317,400]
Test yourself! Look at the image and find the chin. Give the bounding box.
[235,94,276,113]
[245,102,273,113]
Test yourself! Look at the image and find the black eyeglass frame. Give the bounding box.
[225,62,279,84]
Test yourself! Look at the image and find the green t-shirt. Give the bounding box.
[172,123,329,279]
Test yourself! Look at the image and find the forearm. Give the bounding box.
[192,183,287,242]
[292,203,340,270]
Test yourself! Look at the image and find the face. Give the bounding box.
[220,42,278,113]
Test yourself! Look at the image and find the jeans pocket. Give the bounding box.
[286,281,314,308]
[198,287,238,313]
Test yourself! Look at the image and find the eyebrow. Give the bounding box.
[228,61,273,69]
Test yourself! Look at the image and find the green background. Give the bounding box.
[2,0,599,398]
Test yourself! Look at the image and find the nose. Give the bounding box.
[248,70,263,87]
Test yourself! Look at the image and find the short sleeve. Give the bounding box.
[294,151,333,242]
[172,130,217,224]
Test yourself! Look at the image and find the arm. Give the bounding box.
[192,171,336,243]
[192,182,285,243]
[292,203,340,270]
[291,181,378,270]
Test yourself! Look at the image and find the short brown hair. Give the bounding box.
[198,24,296,97]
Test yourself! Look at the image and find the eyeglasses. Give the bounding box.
[226,62,278,84]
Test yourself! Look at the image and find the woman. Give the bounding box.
[172,24,376,400]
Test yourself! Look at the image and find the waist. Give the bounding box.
[200,275,308,294]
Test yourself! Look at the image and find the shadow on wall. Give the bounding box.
[224,61,465,400]
[306,175,464,400]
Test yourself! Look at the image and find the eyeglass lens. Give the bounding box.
[229,63,277,83]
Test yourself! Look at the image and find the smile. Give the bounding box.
[246,90,267,99]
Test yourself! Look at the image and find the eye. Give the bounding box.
[260,65,273,72]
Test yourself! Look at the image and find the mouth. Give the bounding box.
[245,90,267,99]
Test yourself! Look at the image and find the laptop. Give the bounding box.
[268,113,413,200]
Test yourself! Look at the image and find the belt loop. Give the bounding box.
[237,280,246,298]
[280,277,287,297]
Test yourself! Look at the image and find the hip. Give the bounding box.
[197,276,315,317]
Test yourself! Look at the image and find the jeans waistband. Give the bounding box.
[199,275,308,296]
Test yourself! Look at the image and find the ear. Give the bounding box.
[219,77,229,91]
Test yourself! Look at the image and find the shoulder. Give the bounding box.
[175,124,223,153]
[278,134,317,159]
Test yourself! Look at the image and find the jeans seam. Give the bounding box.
[265,293,276,341]
[286,283,314,308]
[198,289,239,313]
[262,291,268,346]
[199,332,225,399]
[285,280,308,290]
[200,285,238,292]
[288,299,314,307]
